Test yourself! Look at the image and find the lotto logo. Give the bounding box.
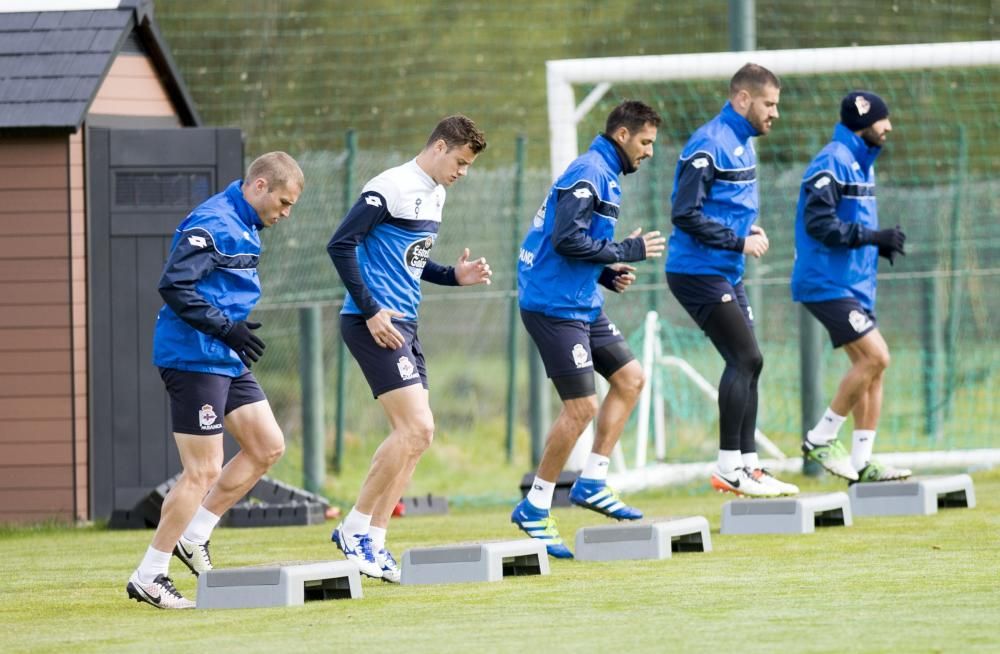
[814,176,832,190]
[365,195,382,207]
[187,235,207,248]
[692,158,710,169]
[573,187,593,199]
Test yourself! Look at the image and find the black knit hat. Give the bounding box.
[840,91,889,131]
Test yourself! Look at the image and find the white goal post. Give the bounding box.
[548,41,1000,487]
[546,40,1000,177]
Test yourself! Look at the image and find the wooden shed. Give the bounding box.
[0,0,242,523]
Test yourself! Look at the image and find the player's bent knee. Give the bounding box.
[180,464,222,491]
[564,395,600,423]
[401,416,435,454]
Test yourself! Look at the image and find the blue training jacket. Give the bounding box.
[791,123,882,311]
[152,180,264,377]
[517,134,646,322]
[666,102,759,285]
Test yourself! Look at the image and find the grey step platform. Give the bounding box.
[848,474,976,516]
[196,561,362,609]
[400,539,549,586]
[721,492,852,535]
[575,516,712,561]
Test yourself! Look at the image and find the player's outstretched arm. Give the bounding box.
[623,227,665,259]
[422,248,492,286]
[454,248,492,286]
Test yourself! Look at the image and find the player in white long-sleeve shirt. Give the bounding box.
[326,115,491,582]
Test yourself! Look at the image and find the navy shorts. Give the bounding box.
[159,368,267,435]
[803,298,878,348]
[520,309,633,385]
[667,273,754,329]
[340,313,427,398]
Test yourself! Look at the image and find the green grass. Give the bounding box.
[2,469,999,653]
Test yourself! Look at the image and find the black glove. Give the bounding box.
[867,225,906,255]
[878,243,904,266]
[221,320,265,368]
[598,266,625,292]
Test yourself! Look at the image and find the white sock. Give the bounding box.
[526,476,555,511]
[742,451,760,470]
[581,453,611,481]
[136,546,172,584]
[717,449,743,472]
[343,507,372,536]
[369,526,387,552]
[851,430,876,470]
[182,505,221,545]
[809,408,847,444]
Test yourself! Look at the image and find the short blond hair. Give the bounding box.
[246,151,304,191]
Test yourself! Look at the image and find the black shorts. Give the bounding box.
[803,298,878,348]
[667,272,753,329]
[340,313,427,398]
[159,368,267,436]
[520,309,634,398]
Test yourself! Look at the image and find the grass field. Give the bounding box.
[2,469,998,654]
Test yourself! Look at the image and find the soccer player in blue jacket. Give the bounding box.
[512,101,666,558]
[127,152,304,609]
[665,63,798,498]
[327,116,492,582]
[794,91,910,483]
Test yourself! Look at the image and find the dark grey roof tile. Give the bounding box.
[0,31,44,55]
[85,10,131,29]
[0,13,39,31]
[0,101,87,128]
[39,28,99,53]
[88,28,123,52]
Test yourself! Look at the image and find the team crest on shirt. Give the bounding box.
[198,404,218,430]
[404,236,435,278]
[397,356,417,380]
[572,344,592,369]
[848,310,873,333]
[734,146,745,157]
[532,200,547,228]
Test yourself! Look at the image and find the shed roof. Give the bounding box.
[0,0,200,131]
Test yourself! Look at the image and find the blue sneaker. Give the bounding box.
[569,477,643,520]
[331,525,383,579]
[510,499,573,559]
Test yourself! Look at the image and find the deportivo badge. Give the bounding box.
[199,404,218,429]
[397,356,417,380]
[848,310,873,333]
[572,343,592,369]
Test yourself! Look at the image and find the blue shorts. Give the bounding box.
[341,314,427,398]
[519,309,632,382]
[667,273,753,329]
[159,368,267,436]
[803,298,878,348]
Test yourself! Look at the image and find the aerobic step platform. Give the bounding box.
[848,474,976,517]
[721,492,852,535]
[400,539,549,586]
[575,516,712,561]
[196,561,362,609]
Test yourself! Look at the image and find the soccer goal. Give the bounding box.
[547,41,1000,490]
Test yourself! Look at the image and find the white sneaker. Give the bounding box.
[710,466,780,498]
[126,571,195,609]
[751,468,800,495]
[331,526,383,579]
[802,434,859,481]
[376,548,401,584]
[173,535,213,577]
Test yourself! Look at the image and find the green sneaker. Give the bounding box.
[802,435,859,481]
[855,460,912,483]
